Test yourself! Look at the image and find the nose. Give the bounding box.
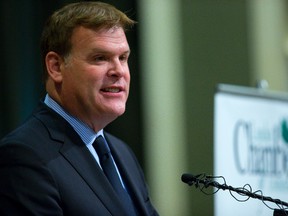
[107,59,126,77]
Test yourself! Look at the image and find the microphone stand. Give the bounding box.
[181,173,288,215]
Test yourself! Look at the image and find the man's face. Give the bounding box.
[59,26,131,131]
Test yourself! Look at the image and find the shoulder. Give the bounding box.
[0,102,68,163]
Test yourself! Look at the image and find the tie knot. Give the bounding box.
[93,136,110,158]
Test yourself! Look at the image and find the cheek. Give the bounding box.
[62,71,91,98]
[126,71,131,85]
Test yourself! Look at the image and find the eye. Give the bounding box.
[119,53,129,62]
[94,55,107,62]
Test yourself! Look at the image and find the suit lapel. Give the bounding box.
[59,138,127,215]
[106,134,150,216]
[36,104,128,215]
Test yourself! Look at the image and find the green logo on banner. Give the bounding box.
[281,120,288,144]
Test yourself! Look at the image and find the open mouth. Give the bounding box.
[101,87,122,93]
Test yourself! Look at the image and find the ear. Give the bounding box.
[45,51,65,83]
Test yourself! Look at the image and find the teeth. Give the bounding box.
[102,88,120,93]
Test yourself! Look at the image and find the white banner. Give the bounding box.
[214,85,288,216]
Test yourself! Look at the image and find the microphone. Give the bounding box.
[181,173,212,188]
[181,173,200,186]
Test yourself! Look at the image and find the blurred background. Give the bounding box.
[1,0,288,215]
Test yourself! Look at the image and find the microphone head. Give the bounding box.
[181,173,195,185]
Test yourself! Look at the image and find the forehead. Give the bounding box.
[70,26,129,52]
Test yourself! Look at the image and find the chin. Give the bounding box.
[104,103,126,118]
[116,109,126,117]
[115,107,126,116]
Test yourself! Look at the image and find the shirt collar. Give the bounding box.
[44,94,103,146]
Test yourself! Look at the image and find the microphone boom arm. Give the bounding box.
[181,173,288,209]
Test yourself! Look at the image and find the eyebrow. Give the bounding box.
[91,48,130,54]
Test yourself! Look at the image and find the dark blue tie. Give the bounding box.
[93,136,137,216]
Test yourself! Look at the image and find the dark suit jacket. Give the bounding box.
[0,102,158,216]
